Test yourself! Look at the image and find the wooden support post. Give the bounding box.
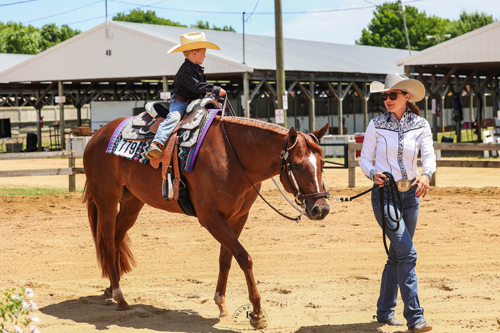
[36,89,42,151]
[348,143,356,188]
[58,81,65,150]
[76,88,82,126]
[162,76,169,101]
[243,72,250,118]
[431,74,438,141]
[68,153,76,192]
[430,172,436,187]
[309,81,315,132]
[338,83,344,135]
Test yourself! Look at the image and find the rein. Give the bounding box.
[332,172,403,255]
[219,119,329,223]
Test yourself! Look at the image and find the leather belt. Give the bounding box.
[173,95,188,103]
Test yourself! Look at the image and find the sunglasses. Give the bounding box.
[380,92,406,101]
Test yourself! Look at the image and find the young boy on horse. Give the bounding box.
[146,32,226,159]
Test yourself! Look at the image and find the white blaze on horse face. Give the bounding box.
[308,151,321,192]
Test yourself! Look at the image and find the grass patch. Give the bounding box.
[0,186,83,196]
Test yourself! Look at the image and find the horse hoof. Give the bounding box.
[218,309,230,318]
[117,302,130,310]
[250,317,267,330]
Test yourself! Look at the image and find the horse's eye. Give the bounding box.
[292,163,302,171]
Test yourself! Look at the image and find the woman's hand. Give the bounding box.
[219,88,226,96]
[374,172,387,187]
[412,175,430,198]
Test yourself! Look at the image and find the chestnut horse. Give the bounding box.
[83,115,330,329]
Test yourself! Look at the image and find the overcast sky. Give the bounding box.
[1,0,499,45]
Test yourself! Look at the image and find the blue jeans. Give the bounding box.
[152,99,189,146]
[371,186,425,327]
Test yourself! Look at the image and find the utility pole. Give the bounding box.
[398,0,411,55]
[274,0,286,127]
[242,12,246,64]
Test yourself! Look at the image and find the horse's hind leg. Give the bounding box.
[104,187,145,304]
[94,186,143,309]
[214,214,248,317]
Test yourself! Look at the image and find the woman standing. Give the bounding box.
[359,74,436,333]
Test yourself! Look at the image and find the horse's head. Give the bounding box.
[279,124,330,220]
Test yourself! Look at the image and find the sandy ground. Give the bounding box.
[1,158,500,333]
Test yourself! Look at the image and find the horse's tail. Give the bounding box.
[83,181,135,278]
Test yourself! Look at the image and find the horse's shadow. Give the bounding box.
[40,295,238,332]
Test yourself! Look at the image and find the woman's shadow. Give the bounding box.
[40,294,239,332]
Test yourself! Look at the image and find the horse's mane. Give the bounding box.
[217,116,323,155]
[217,116,288,136]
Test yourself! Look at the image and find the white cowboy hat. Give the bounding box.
[167,32,221,54]
[370,73,425,102]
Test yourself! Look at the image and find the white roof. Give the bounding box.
[0,21,412,83]
[0,53,33,73]
[397,20,500,67]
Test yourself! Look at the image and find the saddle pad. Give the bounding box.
[106,117,151,164]
[179,109,222,172]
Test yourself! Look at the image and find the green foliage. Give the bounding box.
[356,2,496,50]
[447,10,495,37]
[0,186,77,196]
[190,20,236,32]
[113,8,187,27]
[0,22,43,54]
[0,21,80,54]
[40,23,81,50]
[113,9,236,32]
[0,287,39,333]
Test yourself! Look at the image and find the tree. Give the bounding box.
[0,21,43,54]
[447,11,495,37]
[113,9,236,32]
[40,23,81,51]
[190,20,236,32]
[113,9,187,27]
[356,2,449,51]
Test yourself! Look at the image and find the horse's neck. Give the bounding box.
[222,118,286,181]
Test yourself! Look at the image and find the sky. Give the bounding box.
[1,0,499,45]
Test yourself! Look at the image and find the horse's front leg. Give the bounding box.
[202,213,266,329]
[214,213,248,317]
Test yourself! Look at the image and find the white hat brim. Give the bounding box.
[168,41,221,54]
[370,78,425,102]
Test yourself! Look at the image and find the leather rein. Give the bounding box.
[220,118,330,222]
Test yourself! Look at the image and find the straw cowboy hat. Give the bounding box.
[167,32,221,54]
[370,73,425,102]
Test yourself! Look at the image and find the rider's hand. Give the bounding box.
[219,88,226,96]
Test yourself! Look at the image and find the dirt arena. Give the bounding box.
[1,158,500,333]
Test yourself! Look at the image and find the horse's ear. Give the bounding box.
[312,123,329,141]
[288,127,298,146]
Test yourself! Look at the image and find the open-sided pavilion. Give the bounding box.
[398,20,500,142]
[0,21,411,150]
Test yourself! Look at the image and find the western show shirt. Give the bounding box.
[359,109,436,182]
[172,58,221,101]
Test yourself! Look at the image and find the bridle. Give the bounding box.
[279,133,331,205]
[220,117,330,222]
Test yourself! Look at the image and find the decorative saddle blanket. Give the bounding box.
[105,98,223,172]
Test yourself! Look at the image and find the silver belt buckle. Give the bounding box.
[396,179,411,192]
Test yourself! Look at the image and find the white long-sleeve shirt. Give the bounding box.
[359,110,436,182]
